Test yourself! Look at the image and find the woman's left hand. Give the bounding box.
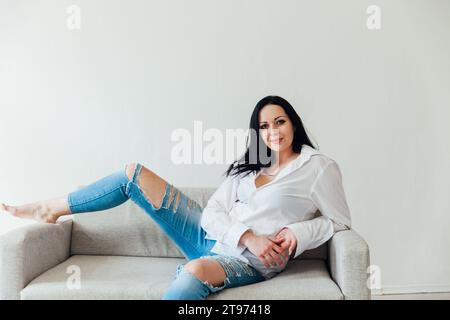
[273,227,297,259]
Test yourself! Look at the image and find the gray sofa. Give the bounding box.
[0,187,371,300]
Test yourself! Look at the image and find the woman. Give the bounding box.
[1,95,352,300]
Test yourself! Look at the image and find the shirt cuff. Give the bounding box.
[223,221,250,249]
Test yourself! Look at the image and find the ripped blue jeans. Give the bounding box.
[67,163,265,300]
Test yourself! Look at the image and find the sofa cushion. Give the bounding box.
[21,255,342,300]
[70,187,327,260]
[70,200,185,258]
[69,187,214,258]
[210,259,343,300]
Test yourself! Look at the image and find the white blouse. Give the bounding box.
[200,144,352,278]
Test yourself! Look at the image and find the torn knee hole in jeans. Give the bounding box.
[175,263,228,291]
[197,274,228,290]
[129,164,166,211]
[205,278,228,291]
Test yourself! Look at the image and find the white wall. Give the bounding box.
[1,0,449,294]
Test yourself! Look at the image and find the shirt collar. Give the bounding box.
[289,144,322,172]
[251,144,322,181]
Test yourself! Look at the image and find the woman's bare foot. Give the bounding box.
[0,199,67,224]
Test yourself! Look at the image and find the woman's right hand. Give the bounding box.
[240,230,289,268]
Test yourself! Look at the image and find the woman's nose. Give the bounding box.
[268,127,281,137]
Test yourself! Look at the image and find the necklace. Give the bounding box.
[260,168,278,177]
[260,152,300,177]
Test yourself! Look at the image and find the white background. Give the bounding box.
[0,0,449,295]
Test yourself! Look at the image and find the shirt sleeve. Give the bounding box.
[284,160,352,259]
[200,173,250,250]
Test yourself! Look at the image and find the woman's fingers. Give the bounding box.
[260,250,288,268]
[271,237,284,244]
[271,237,291,260]
[267,250,279,267]
[267,249,284,266]
[289,242,296,255]
[280,239,291,250]
[259,236,293,267]
[260,255,271,268]
[271,241,285,254]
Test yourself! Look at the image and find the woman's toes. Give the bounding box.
[0,203,14,215]
[0,203,24,217]
[0,202,58,223]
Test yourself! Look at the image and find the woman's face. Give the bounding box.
[258,104,296,153]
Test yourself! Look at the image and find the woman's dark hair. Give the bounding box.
[224,95,317,178]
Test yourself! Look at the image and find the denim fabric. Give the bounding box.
[67,163,266,299]
[163,254,265,300]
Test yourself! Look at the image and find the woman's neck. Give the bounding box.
[269,149,298,171]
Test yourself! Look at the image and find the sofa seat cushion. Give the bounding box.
[209,259,344,300]
[21,255,343,300]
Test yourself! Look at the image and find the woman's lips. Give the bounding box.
[271,138,283,144]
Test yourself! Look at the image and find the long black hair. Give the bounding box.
[224,95,317,178]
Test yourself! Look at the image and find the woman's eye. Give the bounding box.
[259,120,284,129]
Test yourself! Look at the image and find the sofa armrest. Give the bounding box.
[0,219,72,300]
[328,229,371,300]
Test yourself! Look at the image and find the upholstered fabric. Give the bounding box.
[0,186,370,300]
[209,259,343,300]
[70,186,327,260]
[0,220,72,300]
[70,200,185,258]
[21,255,182,300]
[20,255,343,300]
[328,229,371,299]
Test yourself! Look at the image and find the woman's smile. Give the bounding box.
[271,138,284,144]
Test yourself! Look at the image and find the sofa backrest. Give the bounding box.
[70,187,328,260]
